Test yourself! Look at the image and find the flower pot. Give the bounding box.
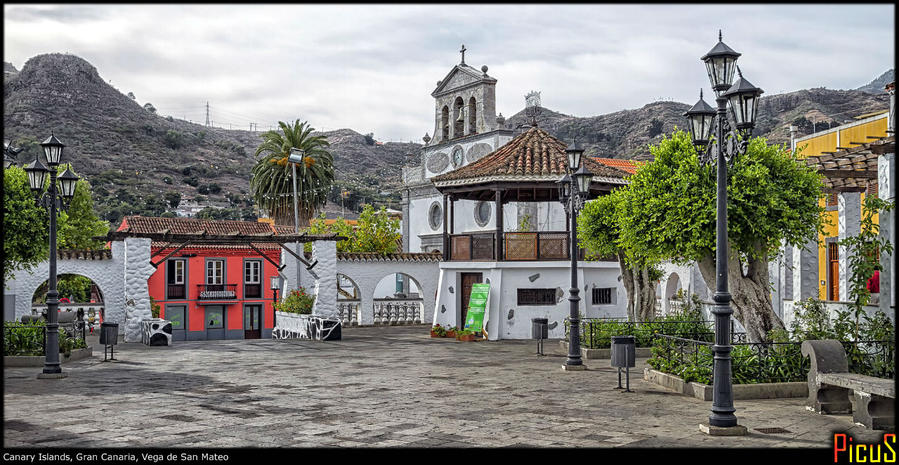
[458,334,475,342]
[430,331,441,338]
[445,331,456,338]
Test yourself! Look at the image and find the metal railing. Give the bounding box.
[3,322,46,356]
[448,231,596,261]
[166,284,186,299]
[572,318,741,349]
[649,335,894,384]
[196,284,238,300]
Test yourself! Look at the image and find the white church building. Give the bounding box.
[400,49,650,340]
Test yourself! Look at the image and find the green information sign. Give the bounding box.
[464,283,490,333]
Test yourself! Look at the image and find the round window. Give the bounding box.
[474,201,491,227]
[428,201,443,230]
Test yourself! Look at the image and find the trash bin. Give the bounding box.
[100,322,119,362]
[611,335,636,392]
[532,318,548,355]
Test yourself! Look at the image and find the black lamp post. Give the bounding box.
[23,134,79,379]
[270,274,283,328]
[683,31,763,434]
[559,140,592,371]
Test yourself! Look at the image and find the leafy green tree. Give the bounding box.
[57,166,109,250]
[611,130,826,342]
[579,189,662,321]
[164,191,181,209]
[250,120,334,226]
[838,194,894,339]
[3,166,50,282]
[305,205,400,253]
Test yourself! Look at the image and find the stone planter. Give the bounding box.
[4,347,93,367]
[643,368,808,401]
[456,333,476,342]
[273,311,341,341]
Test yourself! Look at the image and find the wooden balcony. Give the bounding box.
[449,231,586,261]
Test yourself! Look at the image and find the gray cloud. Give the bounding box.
[3,4,894,141]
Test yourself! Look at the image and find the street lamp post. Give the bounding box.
[23,134,79,379]
[683,31,763,434]
[559,140,592,371]
[270,274,283,329]
[288,148,306,291]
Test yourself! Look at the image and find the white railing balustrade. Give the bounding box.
[372,299,424,326]
[337,301,361,326]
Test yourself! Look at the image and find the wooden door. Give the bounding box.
[828,243,839,301]
[244,305,262,339]
[460,273,483,329]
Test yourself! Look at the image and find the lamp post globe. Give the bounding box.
[721,67,764,131]
[573,165,592,195]
[24,157,50,192]
[565,139,584,171]
[684,89,717,147]
[701,30,741,95]
[40,133,65,166]
[58,166,80,199]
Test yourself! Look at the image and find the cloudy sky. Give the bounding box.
[4,4,894,142]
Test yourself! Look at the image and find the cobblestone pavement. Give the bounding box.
[3,325,886,448]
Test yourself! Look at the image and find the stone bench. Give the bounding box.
[801,339,895,430]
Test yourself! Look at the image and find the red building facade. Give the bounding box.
[117,216,282,341]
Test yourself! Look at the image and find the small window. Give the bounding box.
[593,287,614,305]
[207,260,224,285]
[474,201,491,227]
[245,261,261,284]
[429,201,443,230]
[167,259,185,284]
[517,288,557,306]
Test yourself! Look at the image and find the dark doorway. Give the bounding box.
[460,272,483,328]
[244,305,262,339]
[827,242,839,301]
[205,306,225,340]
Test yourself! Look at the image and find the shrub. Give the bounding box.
[273,287,315,314]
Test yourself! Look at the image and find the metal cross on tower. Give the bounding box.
[460,44,466,64]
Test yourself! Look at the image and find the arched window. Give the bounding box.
[441,106,449,141]
[453,97,465,138]
[468,96,477,135]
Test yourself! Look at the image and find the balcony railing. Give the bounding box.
[449,231,591,261]
[244,283,262,299]
[197,284,238,300]
[167,284,186,300]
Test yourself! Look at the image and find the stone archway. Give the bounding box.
[5,238,154,342]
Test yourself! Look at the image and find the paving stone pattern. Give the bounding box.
[3,326,885,448]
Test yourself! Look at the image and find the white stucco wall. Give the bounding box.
[434,260,627,340]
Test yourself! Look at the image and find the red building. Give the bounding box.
[117,216,283,341]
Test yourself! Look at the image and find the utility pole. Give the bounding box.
[205,101,210,127]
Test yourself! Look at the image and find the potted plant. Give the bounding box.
[456,329,476,342]
[445,326,458,338]
[273,287,315,314]
[430,324,446,338]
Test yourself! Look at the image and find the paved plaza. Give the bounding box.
[3,325,886,448]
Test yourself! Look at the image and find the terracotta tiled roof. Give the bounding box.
[431,126,631,186]
[592,157,641,175]
[119,216,282,250]
[57,249,112,260]
[337,251,442,262]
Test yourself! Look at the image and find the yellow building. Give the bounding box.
[791,110,889,301]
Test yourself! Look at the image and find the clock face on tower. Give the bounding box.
[451,146,464,168]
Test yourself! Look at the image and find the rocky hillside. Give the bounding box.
[3,54,418,224]
[506,83,890,160]
[855,69,894,94]
[4,53,891,226]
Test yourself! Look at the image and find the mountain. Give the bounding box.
[855,69,894,94]
[4,53,418,225]
[505,85,889,159]
[4,53,891,226]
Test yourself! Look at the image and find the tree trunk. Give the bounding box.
[618,251,658,321]
[618,252,636,321]
[697,245,785,342]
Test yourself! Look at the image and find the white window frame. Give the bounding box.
[245,260,261,284]
[207,260,224,285]
[172,259,185,285]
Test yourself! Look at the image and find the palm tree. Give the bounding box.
[250,120,334,227]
